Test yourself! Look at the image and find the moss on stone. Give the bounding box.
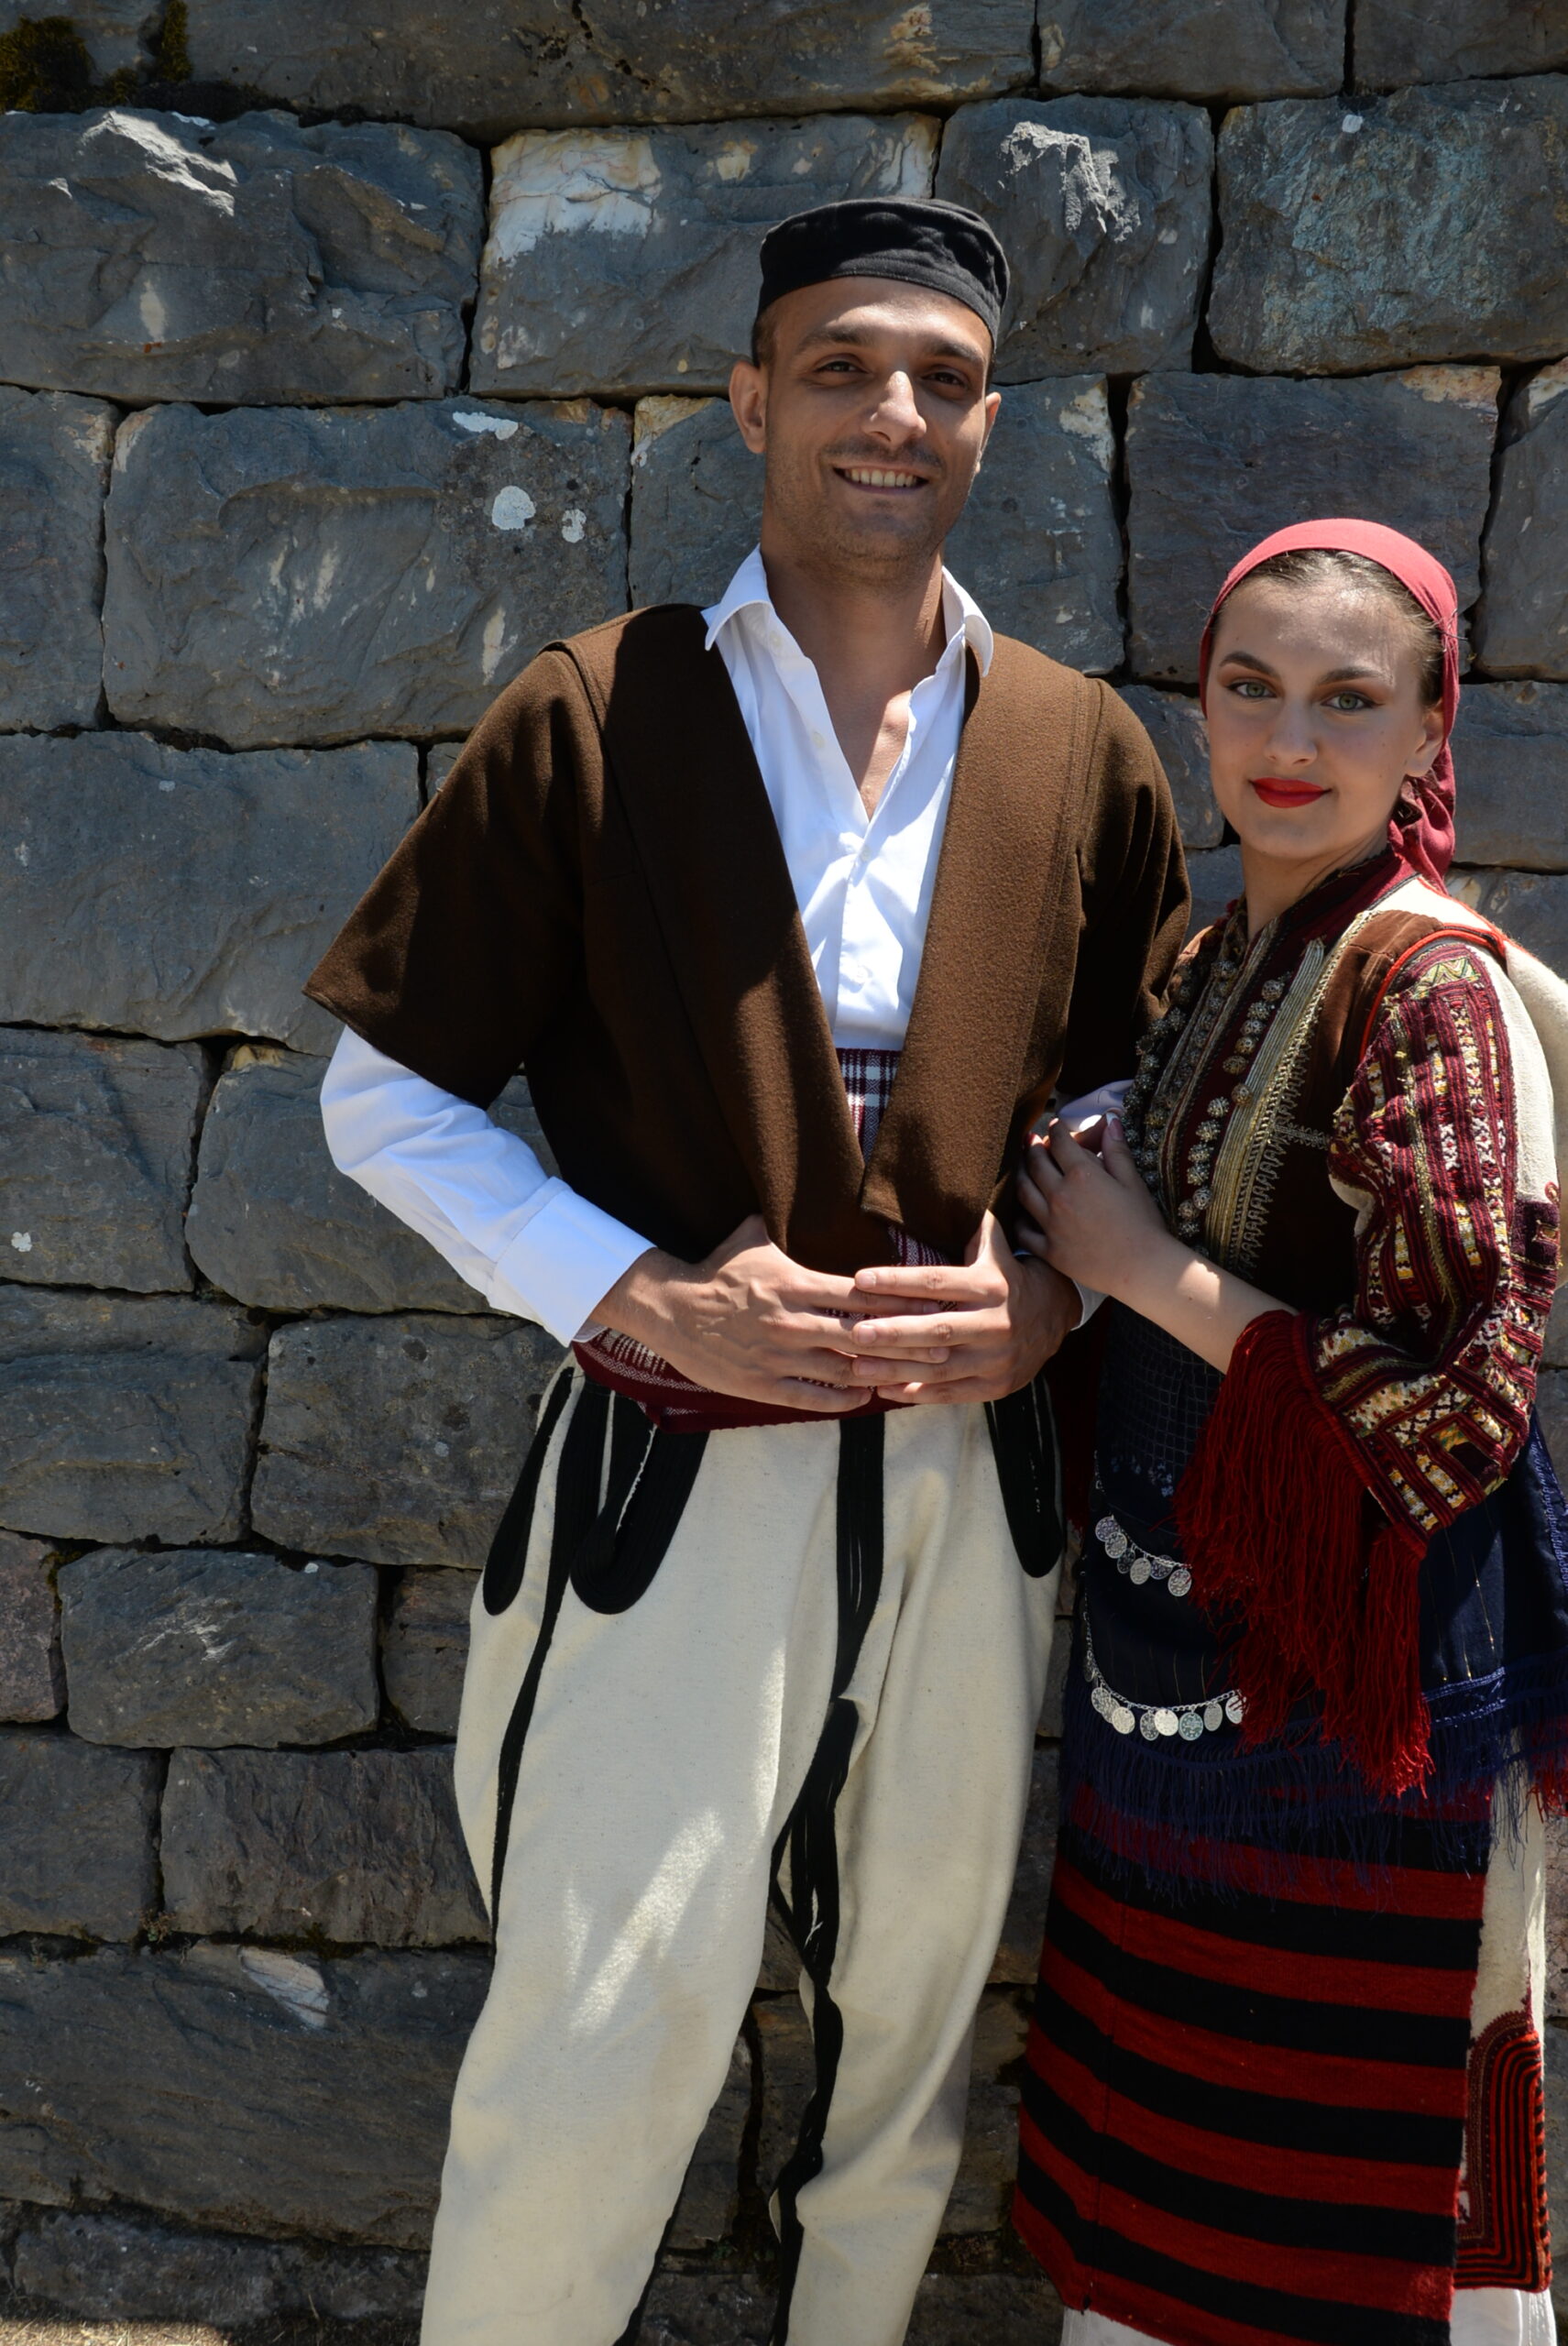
[0,15,93,111]
[154,0,190,83]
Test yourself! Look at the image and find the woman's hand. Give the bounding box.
[1017,1117,1287,1373]
[1016,1116,1171,1299]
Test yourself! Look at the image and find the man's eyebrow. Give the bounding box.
[795,322,988,367]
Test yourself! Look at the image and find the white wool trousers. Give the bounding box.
[421,1369,1060,2346]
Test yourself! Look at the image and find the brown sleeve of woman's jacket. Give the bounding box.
[1056,678,1191,1102]
[303,649,592,1109]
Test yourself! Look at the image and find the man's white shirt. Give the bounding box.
[320,548,1083,1345]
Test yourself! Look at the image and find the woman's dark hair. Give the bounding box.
[1225,546,1445,708]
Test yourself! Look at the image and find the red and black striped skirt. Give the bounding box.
[1014,1802,1549,2345]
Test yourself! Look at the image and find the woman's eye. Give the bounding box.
[1324,691,1372,713]
[1230,679,1273,699]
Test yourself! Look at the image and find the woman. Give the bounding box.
[1012,520,1568,2346]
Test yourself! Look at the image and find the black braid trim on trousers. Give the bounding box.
[985,1371,1064,1577]
[482,1368,574,1617]
[767,1412,886,2344]
[486,1377,709,1917]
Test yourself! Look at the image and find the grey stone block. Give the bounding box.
[1187,845,1244,935]
[0,1531,62,1725]
[1454,871,1568,983]
[13,2210,426,2325]
[757,1991,1025,2236]
[0,387,114,732]
[1475,366,1568,681]
[161,1746,487,1946]
[627,398,765,610]
[60,1550,378,1749]
[1545,1288,1568,1369]
[629,380,1122,671]
[945,379,1122,672]
[1210,81,1568,375]
[472,115,936,400]
[0,1732,159,1939]
[1354,0,1568,90]
[1125,368,1499,684]
[907,2274,1065,2344]
[383,1569,471,1736]
[0,1942,488,2247]
[669,2034,750,2250]
[992,1745,1058,1985]
[0,730,417,1055]
[1549,2024,1568,2320]
[935,98,1212,379]
[0,1289,264,1547]
[186,1047,554,1315]
[641,2274,773,2346]
[251,1312,565,1570]
[183,0,1032,143]
[1537,1369,1568,1491]
[635,2271,1067,2345]
[1116,686,1221,851]
[103,400,630,749]
[1547,1809,1568,2020]
[1038,0,1341,99]
[0,0,158,77]
[1039,1617,1072,1738]
[1451,685,1568,870]
[0,108,481,405]
[942,1993,1031,2234]
[0,1028,203,1295]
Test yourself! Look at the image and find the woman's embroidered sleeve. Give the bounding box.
[1310,944,1556,1539]
[1177,942,1558,1798]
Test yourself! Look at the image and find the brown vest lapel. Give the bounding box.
[562,606,890,1271]
[861,636,1091,1251]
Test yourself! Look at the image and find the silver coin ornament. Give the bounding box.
[1081,1618,1243,1747]
[1093,1507,1190,1599]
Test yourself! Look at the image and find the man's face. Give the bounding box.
[729,277,1000,578]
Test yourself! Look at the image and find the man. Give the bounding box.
[308,198,1188,2346]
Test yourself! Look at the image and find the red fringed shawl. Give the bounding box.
[1178,1309,1428,1799]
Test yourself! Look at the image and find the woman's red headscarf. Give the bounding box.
[1196,519,1462,890]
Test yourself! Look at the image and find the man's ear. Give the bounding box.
[729,359,767,455]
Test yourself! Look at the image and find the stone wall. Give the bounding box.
[4,5,1568,2340]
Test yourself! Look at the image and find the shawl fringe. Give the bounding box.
[1176,1307,1429,1801]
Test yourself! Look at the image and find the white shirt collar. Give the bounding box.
[702,545,994,678]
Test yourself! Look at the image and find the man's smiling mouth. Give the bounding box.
[837,466,927,488]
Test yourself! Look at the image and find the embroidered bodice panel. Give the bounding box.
[1117,858,1560,1543]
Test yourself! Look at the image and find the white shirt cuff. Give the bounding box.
[487,1182,652,1347]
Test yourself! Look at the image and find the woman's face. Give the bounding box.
[1205,573,1446,877]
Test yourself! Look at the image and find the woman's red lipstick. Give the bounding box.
[1249,776,1328,808]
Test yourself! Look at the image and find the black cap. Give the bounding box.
[754,197,1009,347]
